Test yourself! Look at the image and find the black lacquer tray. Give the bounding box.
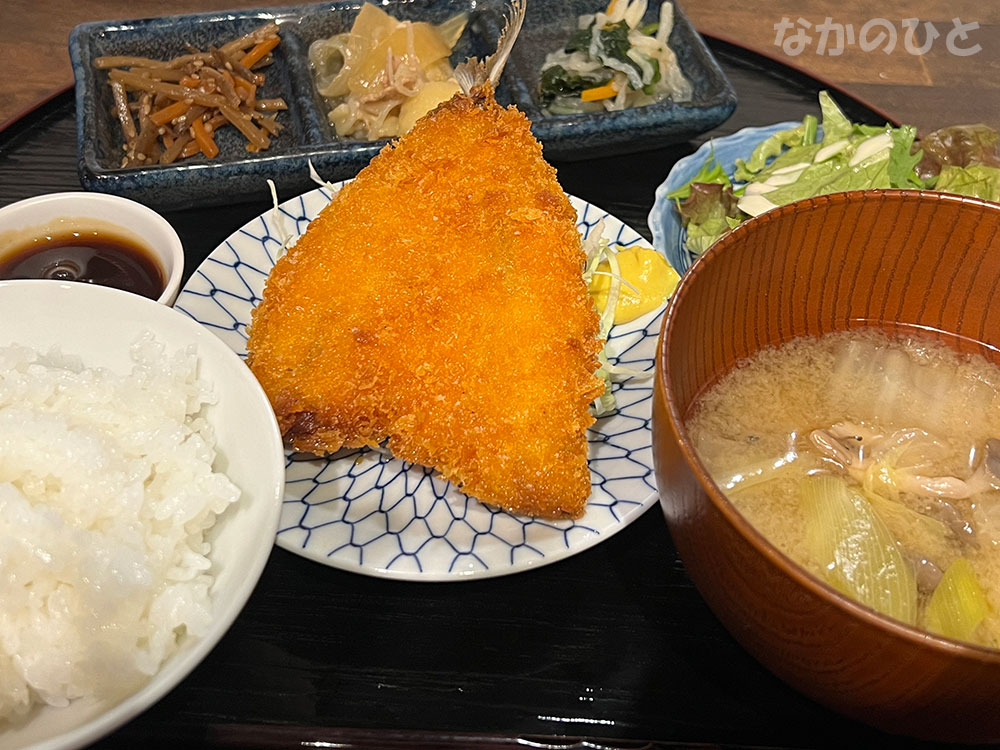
[0,37,943,750]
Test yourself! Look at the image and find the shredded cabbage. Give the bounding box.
[266,179,294,260]
[580,222,656,416]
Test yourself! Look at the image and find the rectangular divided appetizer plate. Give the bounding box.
[70,0,736,210]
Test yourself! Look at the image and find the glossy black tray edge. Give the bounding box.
[208,725,696,749]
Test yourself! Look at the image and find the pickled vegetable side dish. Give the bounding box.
[308,2,468,139]
[539,0,691,115]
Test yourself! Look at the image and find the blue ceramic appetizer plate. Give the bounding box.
[648,121,796,274]
[175,184,665,581]
[70,0,735,210]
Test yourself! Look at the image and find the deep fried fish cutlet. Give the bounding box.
[247,85,604,519]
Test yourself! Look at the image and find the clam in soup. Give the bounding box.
[687,328,1000,647]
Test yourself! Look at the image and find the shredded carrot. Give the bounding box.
[191,117,219,158]
[605,0,618,14]
[581,82,618,101]
[98,24,285,167]
[161,133,192,164]
[240,36,280,68]
[150,99,191,126]
[232,75,256,105]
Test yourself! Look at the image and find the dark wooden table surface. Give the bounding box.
[3,0,999,130]
[1,2,998,750]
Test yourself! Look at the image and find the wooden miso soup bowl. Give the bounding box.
[653,190,1000,743]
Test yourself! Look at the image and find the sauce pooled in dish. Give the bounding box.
[0,227,164,299]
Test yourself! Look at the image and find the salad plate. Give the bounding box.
[648,89,1000,275]
[648,121,796,274]
[175,183,664,580]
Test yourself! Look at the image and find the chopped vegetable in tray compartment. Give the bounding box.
[94,23,287,167]
[539,0,692,115]
[308,2,468,140]
[671,91,1000,255]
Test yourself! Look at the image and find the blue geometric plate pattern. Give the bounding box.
[176,185,663,580]
[647,121,798,274]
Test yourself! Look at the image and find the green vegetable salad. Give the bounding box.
[671,91,1000,254]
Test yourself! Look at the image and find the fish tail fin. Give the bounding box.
[455,0,526,94]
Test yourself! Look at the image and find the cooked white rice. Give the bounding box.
[0,333,240,720]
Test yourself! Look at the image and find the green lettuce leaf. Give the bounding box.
[762,153,891,207]
[733,124,809,181]
[819,90,852,144]
[747,142,824,184]
[677,182,744,254]
[888,125,926,189]
[666,155,731,201]
[735,94,853,181]
[935,164,1000,201]
[854,123,889,138]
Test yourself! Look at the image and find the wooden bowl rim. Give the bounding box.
[658,188,1000,663]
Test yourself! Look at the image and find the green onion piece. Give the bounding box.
[801,475,918,625]
[924,558,991,643]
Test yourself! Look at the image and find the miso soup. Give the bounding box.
[687,328,1000,647]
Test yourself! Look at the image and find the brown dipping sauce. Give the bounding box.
[0,228,165,300]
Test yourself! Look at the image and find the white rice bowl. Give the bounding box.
[0,280,284,750]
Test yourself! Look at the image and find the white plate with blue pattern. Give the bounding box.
[176,183,664,580]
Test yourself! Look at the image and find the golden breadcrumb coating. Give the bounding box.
[247,85,604,519]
